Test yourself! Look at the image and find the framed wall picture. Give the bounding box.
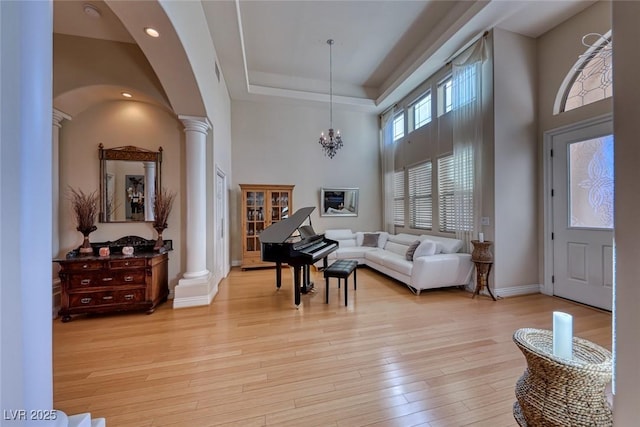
[320,188,358,216]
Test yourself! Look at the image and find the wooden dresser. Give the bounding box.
[54,236,172,322]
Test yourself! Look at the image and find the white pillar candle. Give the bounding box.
[552,311,573,359]
[478,232,484,242]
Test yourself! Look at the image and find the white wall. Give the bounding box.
[160,0,234,283]
[612,2,640,422]
[492,28,538,290]
[58,100,184,290]
[230,99,380,264]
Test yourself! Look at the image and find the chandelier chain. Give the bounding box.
[318,38,343,159]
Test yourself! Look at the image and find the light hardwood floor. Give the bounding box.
[53,266,612,427]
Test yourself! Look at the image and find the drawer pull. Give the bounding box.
[124,261,130,266]
[82,264,89,269]
[81,279,91,285]
[102,296,113,300]
[102,277,113,282]
[124,294,135,300]
[80,297,92,304]
[124,276,134,282]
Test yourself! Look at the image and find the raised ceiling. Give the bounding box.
[54,0,596,114]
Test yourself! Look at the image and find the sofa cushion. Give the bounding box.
[325,229,355,240]
[385,241,409,256]
[388,233,422,246]
[361,232,380,247]
[405,240,421,260]
[382,253,414,276]
[418,234,463,254]
[356,231,389,248]
[336,246,378,260]
[364,249,387,265]
[414,240,437,258]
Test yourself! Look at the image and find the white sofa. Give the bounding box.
[319,229,473,295]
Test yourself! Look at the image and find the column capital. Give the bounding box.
[178,115,211,135]
[52,108,71,128]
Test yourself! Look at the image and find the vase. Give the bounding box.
[153,225,167,251]
[470,240,493,262]
[78,225,97,255]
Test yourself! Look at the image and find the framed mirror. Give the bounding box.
[99,144,162,223]
[320,188,359,217]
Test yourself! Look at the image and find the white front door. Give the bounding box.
[551,120,613,310]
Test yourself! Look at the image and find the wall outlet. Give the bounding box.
[481,217,490,226]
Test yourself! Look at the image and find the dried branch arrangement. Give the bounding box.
[153,187,176,230]
[68,187,99,235]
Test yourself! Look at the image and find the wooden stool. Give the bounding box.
[323,260,357,306]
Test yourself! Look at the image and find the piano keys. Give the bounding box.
[260,206,338,306]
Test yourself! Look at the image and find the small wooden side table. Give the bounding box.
[471,240,496,300]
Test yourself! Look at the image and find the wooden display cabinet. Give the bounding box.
[240,184,294,269]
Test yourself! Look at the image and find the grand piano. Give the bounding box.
[260,206,338,306]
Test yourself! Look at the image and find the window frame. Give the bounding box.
[392,112,405,142]
[411,90,432,131]
[437,76,452,116]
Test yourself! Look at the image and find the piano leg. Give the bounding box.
[275,261,282,289]
[301,264,314,294]
[293,265,301,307]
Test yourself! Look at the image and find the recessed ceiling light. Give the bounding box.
[144,27,160,38]
[83,3,101,19]
[121,92,132,98]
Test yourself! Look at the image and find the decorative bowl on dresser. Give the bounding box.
[54,235,172,322]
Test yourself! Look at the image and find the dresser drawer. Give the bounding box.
[68,289,146,308]
[68,270,146,289]
[65,260,104,271]
[110,258,146,269]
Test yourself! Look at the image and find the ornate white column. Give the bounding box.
[143,161,156,221]
[52,109,71,317]
[173,115,217,308]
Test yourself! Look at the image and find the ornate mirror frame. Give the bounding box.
[99,144,163,223]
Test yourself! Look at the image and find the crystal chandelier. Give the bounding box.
[319,39,343,159]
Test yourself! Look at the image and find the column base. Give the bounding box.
[173,271,218,308]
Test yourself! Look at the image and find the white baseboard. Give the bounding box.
[231,259,241,267]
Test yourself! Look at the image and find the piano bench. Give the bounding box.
[323,259,358,306]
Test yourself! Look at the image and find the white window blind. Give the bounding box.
[393,170,405,226]
[408,161,432,229]
[438,155,455,232]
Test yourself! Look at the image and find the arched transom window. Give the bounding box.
[555,31,612,114]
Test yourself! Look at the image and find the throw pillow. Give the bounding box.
[414,240,437,258]
[361,233,380,247]
[405,240,421,261]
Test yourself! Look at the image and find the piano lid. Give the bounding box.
[258,206,315,244]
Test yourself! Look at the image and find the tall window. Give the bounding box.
[438,76,452,116]
[438,155,455,232]
[393,170,405,226]
[453,66,477,108]
[393,113,405,141]
[413,92,432,130]
[408,161,432,229]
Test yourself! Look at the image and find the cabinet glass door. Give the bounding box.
[246,190,265,253]
[270,191,290,222]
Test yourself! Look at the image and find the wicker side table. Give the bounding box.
[512,328,612,427]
